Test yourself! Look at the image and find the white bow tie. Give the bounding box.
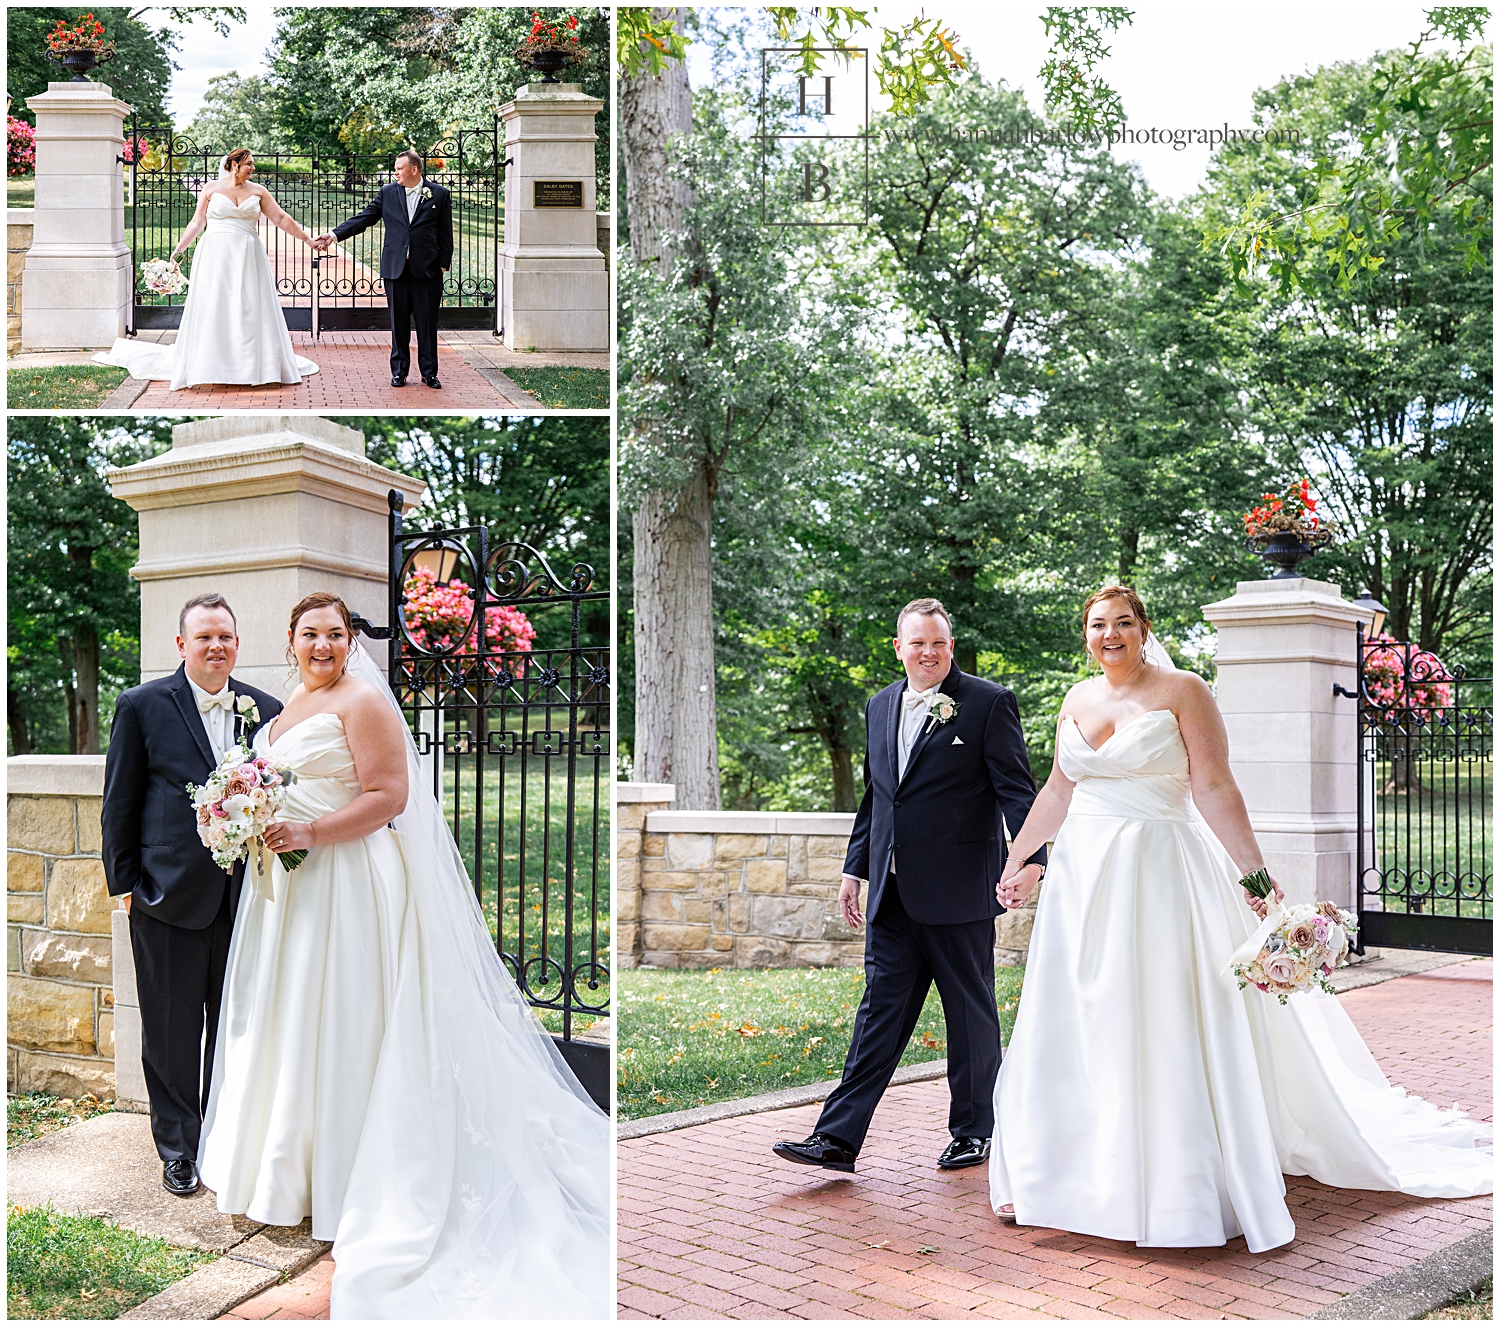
[903,688,939,711]
[199,689,235,714]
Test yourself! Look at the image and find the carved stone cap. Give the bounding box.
[171,414,365,456]
[8,755,107,797]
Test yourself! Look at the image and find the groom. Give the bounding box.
[773,598,1046,1173]
[101,594,281,1197]
[317,149,453,389]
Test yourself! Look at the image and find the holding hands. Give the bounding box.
[311,233,335,252]
[997,859,1042,910]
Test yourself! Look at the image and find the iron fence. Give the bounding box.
[1355,624,1492,955]
[123,117,501,334]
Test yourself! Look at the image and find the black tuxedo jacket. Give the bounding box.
[332,180,454,282]
[101,665,282,930]
[843,661,1046,926]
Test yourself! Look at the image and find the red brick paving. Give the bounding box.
[128,331,518,410]
[618,960,1492,1319]
[219,1253,334,1321]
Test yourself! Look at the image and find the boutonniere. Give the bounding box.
[420,186,433,202]
[925,693,959,731]
[234,694,260,726]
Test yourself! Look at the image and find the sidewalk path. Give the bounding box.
[618,959,1492,1320]
[220,1253,334,1321]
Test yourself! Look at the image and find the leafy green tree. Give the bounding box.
[8,7,175,128]
[1205,57,1492,663]
[7,418,173,755]
[183,71,291,153]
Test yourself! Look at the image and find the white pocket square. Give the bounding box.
[951,735,964,745]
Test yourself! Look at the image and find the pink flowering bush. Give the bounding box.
[402,566,537,657]
[120,134,149,165]
[1363,634,1454,721]
[8,117,36,177]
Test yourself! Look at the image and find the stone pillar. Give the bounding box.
[1201,577,1375,909]
[22,81,132,349]
[498,82,608,352]
[106,415,427,698]
[8,208,35,354]
[615,782,675,969]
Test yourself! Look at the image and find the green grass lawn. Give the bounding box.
[8,366,128,410]
[1423,1278,1493,1319]
[9,175,36,208]
[1369,757,1492,919]
[7,1093,114,1150]
[7,1204,214,1320]
[617,964,1026,1121]
[504,367,610,410]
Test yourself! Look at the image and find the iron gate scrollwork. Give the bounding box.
[1355,624,1492,955]
[355,491,609,1062]
[124,116,501,335]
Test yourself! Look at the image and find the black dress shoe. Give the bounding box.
[391,375,407,387]
[422,375,442,389]
[162,1159,200,1196]
[937,1136,991,1170]
[771,1132,858,1173]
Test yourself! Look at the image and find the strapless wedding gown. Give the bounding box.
[199,713,608,1318]
[94,193,318,388]
[989,709,1491,1252]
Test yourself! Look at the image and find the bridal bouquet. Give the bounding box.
[141,258,188,295]
[1231,901,1357,1002]
[186,745,304,873]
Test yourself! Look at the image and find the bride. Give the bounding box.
[198,593,608,1318]
[95,148,319,389]
[989,584,1490,1253]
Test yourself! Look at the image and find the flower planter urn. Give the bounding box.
[1253,531,1318,579]
[47,47,113,82]
[527,50,570,84]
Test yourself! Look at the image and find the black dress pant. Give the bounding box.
[387,268,442,380]
[816,880,1002,1152]
[129,887,233,1162]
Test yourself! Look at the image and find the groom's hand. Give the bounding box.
[997,862,1041,909]
[838,874,864,929]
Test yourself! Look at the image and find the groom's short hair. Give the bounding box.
[179,593,237,636]
[395,149,424,173]
[896,598,953,640]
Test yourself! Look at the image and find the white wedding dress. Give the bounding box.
[94,193,318,389]
[198,709,609,1318]
[989,708,1491,1252]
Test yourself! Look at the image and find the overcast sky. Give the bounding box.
[690,1,1450,197]
[160,2,1447,195]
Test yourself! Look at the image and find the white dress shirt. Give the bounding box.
[187,675,235,763]
[404,182,420,259]
[897,685,939,781]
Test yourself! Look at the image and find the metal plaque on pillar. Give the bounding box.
[534,180,584,209]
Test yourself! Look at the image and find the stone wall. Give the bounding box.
[8,209,33,355]
[615,783,1042,969]
[7,756,117,1098]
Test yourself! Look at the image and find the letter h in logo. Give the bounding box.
[758,47,869,227]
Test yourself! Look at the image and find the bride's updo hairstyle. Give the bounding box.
[1081,585,1152,660]
[222,147,253,176]
[285,591,357,674]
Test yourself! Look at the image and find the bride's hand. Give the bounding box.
[1244,877,1283,920]
[264,821,315,853]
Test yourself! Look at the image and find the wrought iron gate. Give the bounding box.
[123,117,501,334]
[354,491,610,1096]
[1355,625,1492,955]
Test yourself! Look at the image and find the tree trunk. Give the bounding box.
[7,686,33,756]
[625,11,722,806]
[828,738,857,812]
[59,637,78,755]
[632,463,721,809]
[620,8,693,271]
[73,621,100,755]
[1117,527,1139,584]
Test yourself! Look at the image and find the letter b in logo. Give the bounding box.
[803,162,831,203]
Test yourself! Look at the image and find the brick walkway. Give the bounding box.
[220,1253,334,1321]
[618,960,1492,1320]
[123,330,530,410]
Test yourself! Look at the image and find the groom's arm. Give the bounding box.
[100,695,148,899]
[983,689,1047,869]
[436,188,454,270]
[333,191,386,242]
[841,701,875,881]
